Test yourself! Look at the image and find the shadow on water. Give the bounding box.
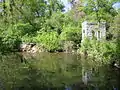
[0,52,120,90]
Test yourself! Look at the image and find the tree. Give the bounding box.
[109,13,120,60]
[0,0,65,51]
[0,0,64,31]
[83,0,117,23]
[70,0,86,21]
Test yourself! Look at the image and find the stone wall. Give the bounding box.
[81,21,106,42]
[19,43,47,53]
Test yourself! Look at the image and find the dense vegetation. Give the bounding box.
[0,0,120,89]
[0,0,120,60]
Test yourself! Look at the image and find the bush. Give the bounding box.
[35,31,61,52]
[80,39,116,63]
[60,25,81,47]
[14,23,35,36]
[0,26,21,52]
[109,14,120,60]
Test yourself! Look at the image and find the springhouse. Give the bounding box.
[81,21,106,42]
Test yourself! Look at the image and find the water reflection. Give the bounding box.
[0,52,119,90]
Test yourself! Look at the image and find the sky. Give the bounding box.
[113,2,120,10]
[61,0,72,12]
[61,0,120,12]
[0,0,120,12]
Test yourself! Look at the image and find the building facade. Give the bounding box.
[81,21,106,42]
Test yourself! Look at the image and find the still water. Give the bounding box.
[0,52,119,90]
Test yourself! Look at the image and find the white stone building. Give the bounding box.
[81,21,106,42]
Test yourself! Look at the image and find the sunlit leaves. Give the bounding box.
[83,0,117,22]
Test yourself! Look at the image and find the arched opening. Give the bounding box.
[92,30,95,38]
[98,31,100,39]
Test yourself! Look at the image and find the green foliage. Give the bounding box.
[0,0,65,52]
[83,0,117,22]
[41,12,65,34]
[0,0,119,55]
[80,39,116,63]
[14,23,35,36]
[35,31,61,52]
[60,24,82,45]
[0,25,21,52]
[110,14,120,40]
[109,13,120,60]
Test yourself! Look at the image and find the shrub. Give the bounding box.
[80,39,116,63]
[60,25,81,47]
[35,31,61,52]
[109,14,120,60]
[0,25,21,52]
[14,23,35,36]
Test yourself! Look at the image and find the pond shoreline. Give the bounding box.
[19,42,79,54]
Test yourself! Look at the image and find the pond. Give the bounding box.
[0,52,119,90]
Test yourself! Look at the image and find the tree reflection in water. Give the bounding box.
[0,52,119,90]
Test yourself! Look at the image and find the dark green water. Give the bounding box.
[0,52,119,90]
